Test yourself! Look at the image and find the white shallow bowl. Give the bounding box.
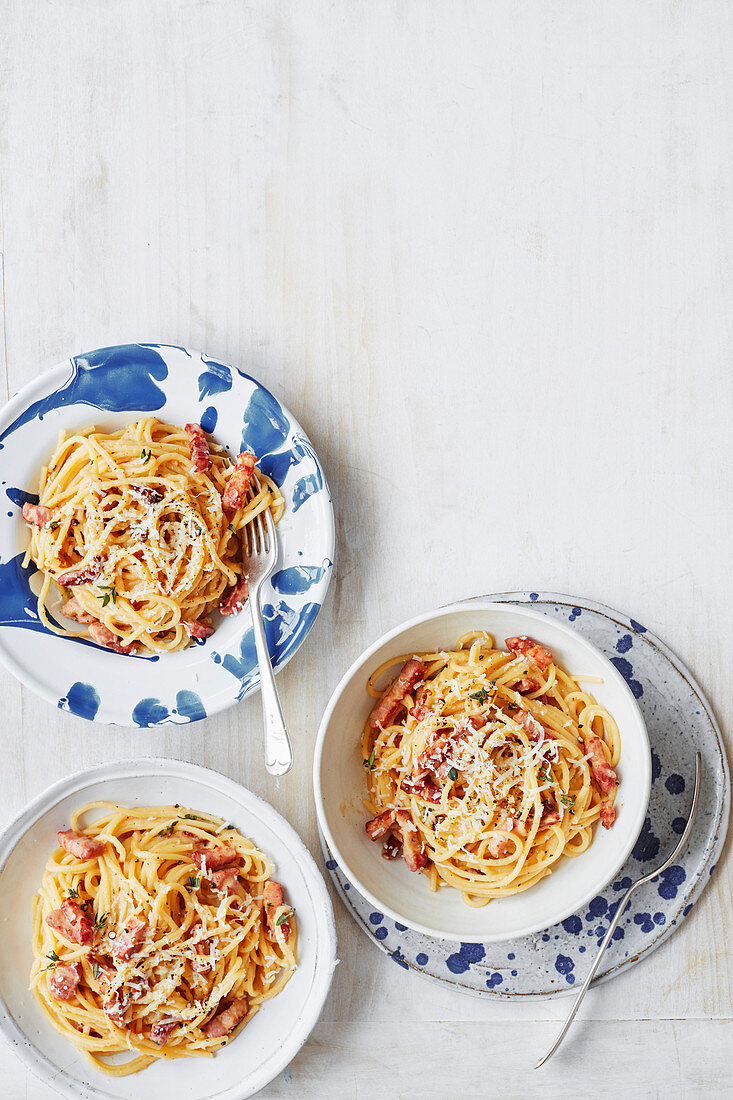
[314,601,651,942]
[0,759,337,1100]
[0,343,335,725]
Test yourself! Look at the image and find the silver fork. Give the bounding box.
[535,750,702,1068]
[242,476,293,776]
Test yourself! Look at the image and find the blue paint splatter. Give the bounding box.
[460,943,486,963]
[612,927,624,941]
[614,876,633,891]
[325,859,337,871]
[58,682,100,721]
[197,359,232,401]
[486,972,504,989]
[175,690,207,723]
[375,926,388,940]
[200,405,218,433]
[555,954,575,984]
[653,912,666,925]
[221,601,322,697]
[632,817,661,863]
[672,817,687,835]
[389,947,409,969]
[369,912,383,925]
[416,952,428,966]
[0,344,168,444]
[5,486,38,508]
[588,896,608,917]
[657,865,686,900]
[568,606,582,622]
[132,698,170,726]
[633,912,654,933]
[270,561,330,595]
[616,634,633,654]
[629,618,647,633]
[511,969,517,976]
[665,773,685,795]
[0,554,46,633]
[651,748,662,783]
[610,656,643,698]
[240,387,290,458]
[529,592,539,601]
[394,922,407,932]
[507,952,515,960]
[561,915,582,934]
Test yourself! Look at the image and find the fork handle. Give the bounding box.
[249,583,293,776]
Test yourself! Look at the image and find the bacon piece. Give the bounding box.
[87,621,135,655]
[365,809,396,840]
[368,659,426,730]
[57,828,105,860]
[487,816,516,858]
[62,596,95,624]
[22,502,52,526]
[150,1016,178,1046]
[263,880,291,939]
[185,423,212,473]
[513,676,541,693]
[212,867,239,896]
[129,484,163,505]
[192,941,214,974]
[402,773,442,804]
[505,636,553,672]
[203,996,249,1039]
[600,801,617,829]
[409,704,430,721]
[182,616,215,639]
[94,960,115,996]
[46,901,94,947]
[585,734,619,794]
[416,726,463,783]
[219,576,248,616]
[49,962,81,1001]
[222,452,257,515]
[192,847,238,873]
[103,989,128,1026]
[111,916,147,962]
[540,805,561,827]
[394,809,428,871]
[381,833,402,860]
[58,555,104,586]
[517,709,546,743]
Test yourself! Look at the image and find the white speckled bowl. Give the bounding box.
[314,601,651,942]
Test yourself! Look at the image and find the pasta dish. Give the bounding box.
[31,802,297,1075]
[361,631,621,905]
[21,418,284,654]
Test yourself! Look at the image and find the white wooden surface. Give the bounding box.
[1,2,731,1097]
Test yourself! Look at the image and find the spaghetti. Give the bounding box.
[30,802,297,1076]
[361,631,621,905]
[21,418,284,654]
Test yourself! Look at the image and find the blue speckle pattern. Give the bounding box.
[0,344,334,725]
[319,591,729,998]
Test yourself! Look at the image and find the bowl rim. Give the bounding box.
[0,343,336,725]
[0,756,338,1100]
[313,598,652,942]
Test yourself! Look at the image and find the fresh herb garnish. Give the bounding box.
[183,813,200,821]
[67,885,79,899]
[363,748,376,770]
[96,584,117,607]
[157,820,178,837]
[140,447,152,462]
[187,875,200,889]
[448,766,458,782]
[538,768,552,784]
[93,912,108,930]
[227,523,236,535]
[45,520,60,531]
[559,792,575,810]
[469,688,489,705]
[275,909,293,927]
[44,950,59,970]
[92,962,100,981]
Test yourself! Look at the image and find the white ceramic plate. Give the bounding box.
[0,343,335,725]
[314,601,651,942]
[0,759,337,1100]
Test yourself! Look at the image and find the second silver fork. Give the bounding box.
[242,478,293,776]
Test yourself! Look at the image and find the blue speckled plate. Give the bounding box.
[0,344,334,725]
[319,592,729,998]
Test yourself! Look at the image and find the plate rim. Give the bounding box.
[313,597,651,942]
[0,343,336,725]
[0,756,338,1100]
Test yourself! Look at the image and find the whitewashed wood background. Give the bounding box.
[1,2,731,1097]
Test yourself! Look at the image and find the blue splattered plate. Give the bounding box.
[319,592,729,998]
[0,344,334,725]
